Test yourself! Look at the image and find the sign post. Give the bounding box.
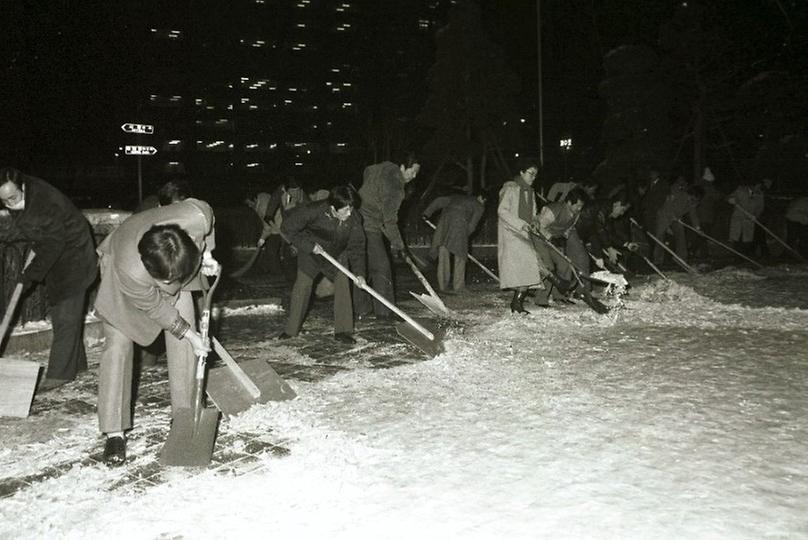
[121,123,155,203]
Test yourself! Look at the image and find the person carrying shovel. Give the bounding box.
[93,198,219,466]
[0,167,97,391]
[277,185,366,344]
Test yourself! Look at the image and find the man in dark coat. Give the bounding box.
[577,193,635,271]
[279,186,366,344]
[422,191,486,292]
[354,153,420,319]
[0,167,98,390]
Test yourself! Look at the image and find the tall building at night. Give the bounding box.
[111,0,451,205]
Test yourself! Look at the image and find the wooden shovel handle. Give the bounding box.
[317,250,434,341]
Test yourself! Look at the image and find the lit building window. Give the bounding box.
[241,97,250,103]
[246,163,261,168]
[284,99,293,104]
[168,140,181,145]
[297,23,306,28]
[419,19,430,29]
[331,68,340,73]
[342,82,352,87]
[246,143,259,149]
[342,102,352,108]
[249,105,258,110]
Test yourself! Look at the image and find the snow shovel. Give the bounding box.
[206,336,297,418]
[0,251,41,418]
[402,252,451,317]
[160,272,221,467]
[423,218,500,283]
[528,229,611,315]
[318,248,445,357]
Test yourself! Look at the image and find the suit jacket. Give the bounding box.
[94,198,215,345]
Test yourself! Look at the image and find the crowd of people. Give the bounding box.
[0,157,803,467]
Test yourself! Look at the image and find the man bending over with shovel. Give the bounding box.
[278,185,366,344]
[532,187,589,307]
[94,198,219,466]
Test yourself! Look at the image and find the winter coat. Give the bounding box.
[0,175,97,303]
[423,195,485,259]
[281,200,366,281]
[497,180,543,290]
[640,177,670,231]
[94,198,215,346]
[656,190,700,235]
[357,161,406,250]
[728,186,764,242]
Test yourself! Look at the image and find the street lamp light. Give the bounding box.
[559,138,573,181]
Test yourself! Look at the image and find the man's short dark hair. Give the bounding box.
[565,187,590,206]
[157,180,192,206]
[516,156,539,174]
[328,185,357,210]
[0,168,23,189]
[397,152,419,169]
[138,224,200,283]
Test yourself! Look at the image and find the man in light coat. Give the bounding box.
[94,198,219,466]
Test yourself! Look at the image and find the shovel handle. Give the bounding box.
[629,218,698,274]
[212,337,261,399]
[317,250,435,341]
[0,251,37,354]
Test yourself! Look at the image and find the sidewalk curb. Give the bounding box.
[3,297,282,355]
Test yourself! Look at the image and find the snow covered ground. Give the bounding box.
[1,266,807,539]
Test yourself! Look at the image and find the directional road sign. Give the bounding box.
[121,123,155,135]
[125,145,157,156]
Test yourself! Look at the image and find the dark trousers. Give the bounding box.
[353,230,394,317]
[46,290,89,380]
[532,238,573,304]
[285,270,354,336]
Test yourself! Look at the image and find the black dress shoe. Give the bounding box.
[276,332,293,340]
[103,436,126,467]
[334,333,356,344]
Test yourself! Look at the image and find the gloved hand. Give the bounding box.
[594,257,606,270]
[19,277,34,293]
[354,275,367,289]
[605,246,620,264]
[200,251,221,277]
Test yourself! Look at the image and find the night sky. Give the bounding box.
[3,1,806,203]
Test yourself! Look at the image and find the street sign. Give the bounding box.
[121,123,154,135]
[125,145,157,156]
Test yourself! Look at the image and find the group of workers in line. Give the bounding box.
[0,155,804,467]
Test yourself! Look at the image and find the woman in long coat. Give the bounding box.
[497,158,545,314]
[94,197,218,466]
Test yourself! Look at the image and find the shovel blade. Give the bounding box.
[576,289,611,314]
[395,319,445,357]
[409,292,450,317]
[207,359,297,418]
[160,406,220,467]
